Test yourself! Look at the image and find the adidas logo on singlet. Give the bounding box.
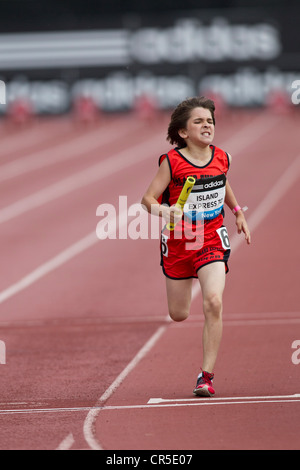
[204,180,224,189]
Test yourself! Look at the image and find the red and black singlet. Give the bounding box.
[159,145,230,237]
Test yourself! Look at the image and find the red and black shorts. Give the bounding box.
[160,225,231,280]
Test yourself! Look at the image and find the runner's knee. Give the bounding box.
[203,293,222,318]
[169,308,189,322]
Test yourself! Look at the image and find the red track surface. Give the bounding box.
[0,108,299,450]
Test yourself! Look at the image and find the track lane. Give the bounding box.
[0,109,297,449]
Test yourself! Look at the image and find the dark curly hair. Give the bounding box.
[167,96,215,148]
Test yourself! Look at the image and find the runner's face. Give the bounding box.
[181,107,215,146]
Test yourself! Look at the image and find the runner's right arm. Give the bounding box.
[141,158,182,225]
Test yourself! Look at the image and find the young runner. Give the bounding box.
[141,96,251,396]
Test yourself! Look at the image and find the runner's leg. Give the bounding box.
[165,277,193,322]
[197,262,226,373]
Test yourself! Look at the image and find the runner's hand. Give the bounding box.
[164,204,183,226]
[236,212,251,244]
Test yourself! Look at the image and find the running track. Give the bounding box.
[0,108,299,450]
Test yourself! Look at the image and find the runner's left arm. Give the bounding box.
[225,180,251,245]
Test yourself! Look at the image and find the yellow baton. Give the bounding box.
[166,176,196,231]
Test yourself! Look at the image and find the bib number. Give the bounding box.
[161,233,169,257]
[216,227,230,250]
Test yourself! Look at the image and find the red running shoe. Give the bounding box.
[193,370,215,397]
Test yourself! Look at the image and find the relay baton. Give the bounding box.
[166,176,196,231]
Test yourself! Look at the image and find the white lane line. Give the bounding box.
[0,131,166,225]
[100,399,300,410]
[1,394,300,416]
[0,116,144,182]
[147,393,300,404]
[56,433,75,451]
[0,407,99,415]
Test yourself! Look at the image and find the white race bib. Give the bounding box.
[184,174,226,221]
